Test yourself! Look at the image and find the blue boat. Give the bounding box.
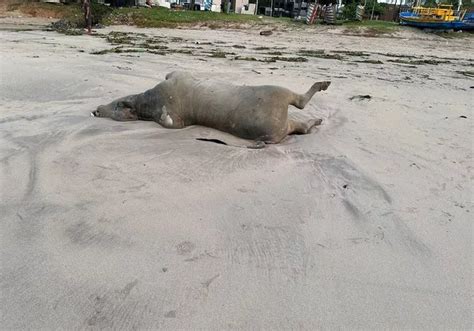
[399,5,474,31]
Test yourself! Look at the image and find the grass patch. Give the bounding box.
[106,31,136,45]
[8,2,271,29]
[298,49,344,60]
[104,7,261,28]
[8,2,82,21]
[11,2,112,28]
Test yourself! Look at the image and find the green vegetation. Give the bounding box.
[104,6,261,28]
[91,47,147,55]
[298,50,344,60]
[6,0,424,35]
[207,51,228,58]
[90,2,113,25]
[7,2,82,21]
[424,0,465,8]
[10,1,263,29]
[341,0,387,20]
[9,1,112,27]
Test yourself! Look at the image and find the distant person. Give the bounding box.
[83,0,92,34]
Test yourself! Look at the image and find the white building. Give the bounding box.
[378,0,410,4]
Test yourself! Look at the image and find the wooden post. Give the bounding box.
[370,0,375,20]
[393,0,398,21]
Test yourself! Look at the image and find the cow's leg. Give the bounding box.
[287,118,322,135]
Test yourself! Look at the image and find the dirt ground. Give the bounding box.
[0,17,472,329]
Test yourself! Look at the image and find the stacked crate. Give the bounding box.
[204,0,212,10]
[306,4,318,24]
[323,4,336,24]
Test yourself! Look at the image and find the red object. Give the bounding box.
[309,6,318,24]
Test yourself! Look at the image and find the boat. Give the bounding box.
[399,4,474,31]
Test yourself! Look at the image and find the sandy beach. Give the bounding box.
[0,18,472,329]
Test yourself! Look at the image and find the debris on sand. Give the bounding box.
[50,19,83,35]
[234,56,257,61]
[195,41,212,45]
[388,59,450,66]
[456,70,474,78]
[267,51,283,56]
[208,51,227,58]
[350,95,372,101]
[137,43,168,50]
[106,31,135,45]
[382,52,418,59]
[260,30,273,36]
[91,47,165,55]
[332,50,370,57]
[234,56,276,63]
[354,59,383,64]
[272,56,308,62]
[171,49,193,54]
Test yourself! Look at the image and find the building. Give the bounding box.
[378,0,410,5]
